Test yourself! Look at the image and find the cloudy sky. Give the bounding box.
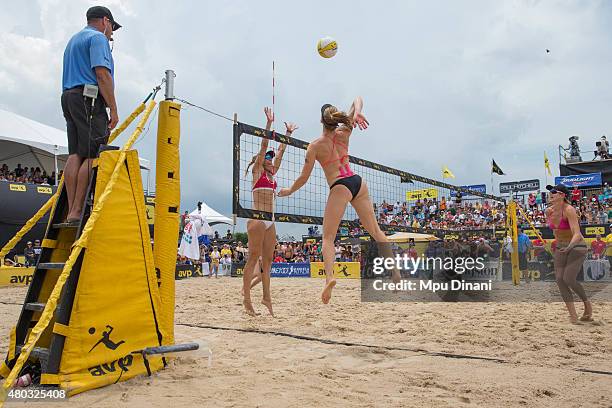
[1,1,611,237]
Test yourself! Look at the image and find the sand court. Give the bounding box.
[1,278,611,407]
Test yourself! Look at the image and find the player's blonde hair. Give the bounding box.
[322,105,353,130]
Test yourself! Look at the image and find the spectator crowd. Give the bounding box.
[375,198,506,230]
[0,163,60,185]
[178,239,362,272]
[375,184,612,230]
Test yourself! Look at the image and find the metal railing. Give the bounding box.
[558,144,611,164]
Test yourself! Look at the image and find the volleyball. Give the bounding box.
[317,36,338,58]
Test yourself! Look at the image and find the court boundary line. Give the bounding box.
[176,322,612,376]
[177,322,506,362]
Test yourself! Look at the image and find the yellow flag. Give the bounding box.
[544,152,552,176]
[442,166,455,179]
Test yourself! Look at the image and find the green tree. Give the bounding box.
[234,232,248,245]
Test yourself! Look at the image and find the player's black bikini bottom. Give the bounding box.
[330,174,362,200]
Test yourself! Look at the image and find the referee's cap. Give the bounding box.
[86,6,122,31]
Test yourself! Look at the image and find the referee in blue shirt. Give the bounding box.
[517,227,532,282]
[61,6,121,223]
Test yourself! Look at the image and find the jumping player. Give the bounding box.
[279,97,399,303]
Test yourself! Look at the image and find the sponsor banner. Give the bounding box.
[231,262,246,277]
[499,262,544,281]
[555,172,602,188]
[36,186,53,194]
[499,179,540,194]
[406,188,438,201]
[460,260,501,281]
[310,262,361,279]
[231,262,312,278]
[271,263,310,278]
[0,266,34,286]
[450,184,487,197]
[175,263,205,280]
[339,237,360,246]
[583,259,612,282]
[9,184,26,192]
[585,227,606,236]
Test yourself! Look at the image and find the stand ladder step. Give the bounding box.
[24,303,46,312]
[37,263,66,270]
[52,222,79,229]
[16,346,50,362]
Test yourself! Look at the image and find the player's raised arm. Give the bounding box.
[273,121,298,173]
[278,143,316,197]
[349,96,368,130]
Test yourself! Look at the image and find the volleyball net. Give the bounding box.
[232,121,504,231]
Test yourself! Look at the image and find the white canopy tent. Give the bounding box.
[191,201,233,226]
[0,108,150,186]
[0,108,68,182]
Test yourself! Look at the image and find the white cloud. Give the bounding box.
[1,0,611,236]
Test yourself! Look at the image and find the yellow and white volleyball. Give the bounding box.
[317,37,338,58]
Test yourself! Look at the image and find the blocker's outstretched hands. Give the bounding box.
[284,122,299,134]
[278,188,292,197]
[264,107,274,124]
[353,112,369,130]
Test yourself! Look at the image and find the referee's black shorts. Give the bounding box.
[61,86,109,158]
[518,252,529,271]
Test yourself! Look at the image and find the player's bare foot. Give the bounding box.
[392,270,401,284]
[580,301,593,321]
[322,279,337,304]
[569,315,580,325]
[243,299,259,316]
[261,298,274,316]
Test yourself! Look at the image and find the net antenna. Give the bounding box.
[271,60,277,223]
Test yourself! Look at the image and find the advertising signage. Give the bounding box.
[450,184,487,197]
[499,179,540,194]
[554,173,602,188]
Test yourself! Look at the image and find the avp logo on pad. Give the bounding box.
[88,325,125,353]
[10,275,33,285]
[88,354,134,383]
[87,324,133,383]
